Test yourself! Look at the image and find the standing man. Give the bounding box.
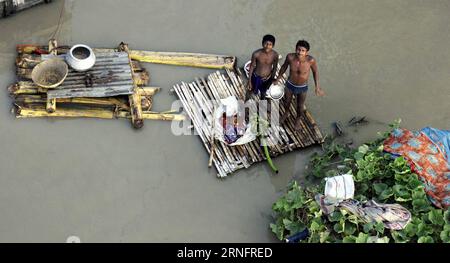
[247,34,279,100]
[274,40,324,130]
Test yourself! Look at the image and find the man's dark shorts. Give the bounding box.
[286,80,308,94]
[251,73,272,99]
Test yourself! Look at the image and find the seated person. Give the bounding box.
[222,113,246,144]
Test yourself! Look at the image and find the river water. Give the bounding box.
[0,0,449,242]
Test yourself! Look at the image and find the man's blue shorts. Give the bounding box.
[286,80,308,94]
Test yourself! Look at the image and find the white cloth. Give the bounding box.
[324,173,355,201]
[212,96,256,146]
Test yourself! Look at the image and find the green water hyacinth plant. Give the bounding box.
[270,120,449,243]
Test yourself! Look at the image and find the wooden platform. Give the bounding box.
[173,68,324,178]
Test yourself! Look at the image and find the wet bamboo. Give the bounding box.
[16,107,115,119]
[287,98,314,145]
[212,74,250,168]
[120,43,144,129]
[44,39,58,113]
[185,82,236,173]
[198,85,244,169]
[188,80,232,172]
[117,111,186,121]
[15,95,129,110]
[94,48,236,70]
[197,75,243,168]
[174,83,229,176]
[173,83,219,169]
[299,113,318,145]
[128,50,235,70]
[8,82,41,96]
[227,73,269,162]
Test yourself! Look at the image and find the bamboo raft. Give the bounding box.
[9,41,186,128]
[173,68,325,178]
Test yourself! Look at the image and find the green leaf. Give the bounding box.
[375,222,385,234]
[376,236,390,243]
[379,188,394,200]
[363,223,375,233]
[404,222,417,237]
[328,211,343,222]
[310,221,321,232]
[319,231,330,243]
[393,157,407,167]
[418,236,434,243]
[354,151,365,161]
[283,219,306,235]
[367,236,390,243]
[357,183,369,194]
[444,209,450,224]
[355,170,367,181]
[358,144,369,154]
[428,209,444,226]
[333,222,344,234]
[391,230,410,243]
[412,189,426,200]
[342,236,356,243]
[373,183,388,195]
[270,223,285,240]
[393,184,411,202]
[355,233,369,243]
[413,198,431,213]
[417,222,434,236]
[344,223,357,236]
[347,215,359,225]
[440,229,449,243]
[406,176,423,191]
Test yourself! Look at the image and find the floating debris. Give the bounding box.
[348,116,368,126]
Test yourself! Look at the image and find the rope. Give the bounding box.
[49,0,65,41]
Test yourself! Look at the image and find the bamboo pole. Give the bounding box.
[119,43,144,129]
[45,39,58,113]
[117,111,186,121]
[173,83,229,176]
[16,106,185,121]
[184,81,237,173]
[8,83,41,96]
[15,95,129,110]
[16,107,115,119]
[94,48,236,70]
[129,50,236,70]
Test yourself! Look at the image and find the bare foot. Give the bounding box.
[294,117,302,130]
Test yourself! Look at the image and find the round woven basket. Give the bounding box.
[31,58,68,89]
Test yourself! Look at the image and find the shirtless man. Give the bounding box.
[247,34,279,100]
[274,40,324,130]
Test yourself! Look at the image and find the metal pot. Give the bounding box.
[66,44,96,72]
[266,83,285,101]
